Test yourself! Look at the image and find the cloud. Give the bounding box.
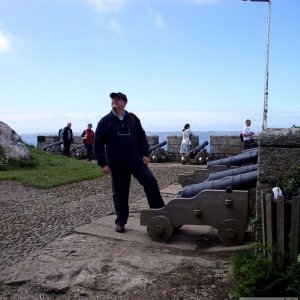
[0,29,13,54]
[108,19,122,33]
[146,7,167,29]
[2,111,102,134]
[3,106,299,135]
[85,0,132,13]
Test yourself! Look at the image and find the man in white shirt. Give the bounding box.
[242,119,254,149]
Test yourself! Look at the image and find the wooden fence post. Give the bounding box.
[265,193,273,260]
[276,195,285,256]
[289,196,300,263]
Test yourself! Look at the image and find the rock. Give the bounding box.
[0,121,32,160]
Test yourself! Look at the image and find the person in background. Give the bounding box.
[180,123,192,155]
[94,92,165,233]
[242,119,254,149]
[61,122,74,156]
[58,128,63,138]
[81,123,95,161]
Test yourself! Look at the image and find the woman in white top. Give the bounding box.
[180,123,192,155]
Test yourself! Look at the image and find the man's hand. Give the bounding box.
[142,156,149,165]
[101,165,111,175]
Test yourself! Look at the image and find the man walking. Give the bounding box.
[94,92,165,233]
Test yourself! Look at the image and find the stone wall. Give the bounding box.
[37,135,83,151]
[256,127,300,242]
[210,135,258,159]
[167,136,199,162]
[167,135,199,154]
[37,134,257,162]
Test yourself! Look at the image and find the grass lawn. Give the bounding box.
[0,146,103,188]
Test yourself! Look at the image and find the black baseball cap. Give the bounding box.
[110,92,128,102]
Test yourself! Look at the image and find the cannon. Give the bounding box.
[149,141,167,153]
[178,148,257,187]
[207,164,257,181]
[140,187,256,246]
[181,140,209,165]
[41,141,63,154]
[141,164,257,245]
[180,170,257,198]
[207,148,258,168]
[70,144,88,159]
[149,141,168,163]
[178,165,239,187]
[240,147,258,154]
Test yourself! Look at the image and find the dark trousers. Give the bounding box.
[243,139,255,150]
[63,141,72,156]
[110,162,165,226]
[85,144,93,161]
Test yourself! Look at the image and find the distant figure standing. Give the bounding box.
[61,122,74,156]
[81,123,95,161]
[242,119,254,149]
[180,123,192,155]
[58,128,63,138]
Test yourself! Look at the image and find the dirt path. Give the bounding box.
[0,164,233,300]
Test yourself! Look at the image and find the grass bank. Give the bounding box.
[0,146,103,188]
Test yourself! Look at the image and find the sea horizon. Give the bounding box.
[21,130,240,152]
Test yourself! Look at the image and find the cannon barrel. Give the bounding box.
[149,140,167,153]
[189,140,209,157]
[239,147,257,155]
[208,164,258,181]
[207,148,258,168]
[42,140,62,151]
[180,170,257,198]
[73,144,85,151]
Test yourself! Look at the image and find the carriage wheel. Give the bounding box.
[217,219,245,246]
[147,215,174,242]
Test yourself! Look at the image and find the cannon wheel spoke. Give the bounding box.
[147,215,174,242]
[217,219,245,246]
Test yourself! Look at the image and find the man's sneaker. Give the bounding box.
[115,224,125,233]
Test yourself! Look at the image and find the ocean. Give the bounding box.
[21,131,240,153]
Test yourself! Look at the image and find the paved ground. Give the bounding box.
[0,163,251,299]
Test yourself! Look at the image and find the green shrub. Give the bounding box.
[230,247,300,299]
[272,165,300,197]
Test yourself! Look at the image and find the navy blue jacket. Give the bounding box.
[62,127,74,143]
[94,111,149,167]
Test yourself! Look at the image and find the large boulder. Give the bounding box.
[0,121,32,160]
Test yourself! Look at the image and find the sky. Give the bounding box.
[0,0,299,135]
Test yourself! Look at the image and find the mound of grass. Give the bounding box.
[0,146,103,188]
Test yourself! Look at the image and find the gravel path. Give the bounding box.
[0,163,199,274]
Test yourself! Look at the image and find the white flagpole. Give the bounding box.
[262,0,271,130]
[242,0,272,130]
